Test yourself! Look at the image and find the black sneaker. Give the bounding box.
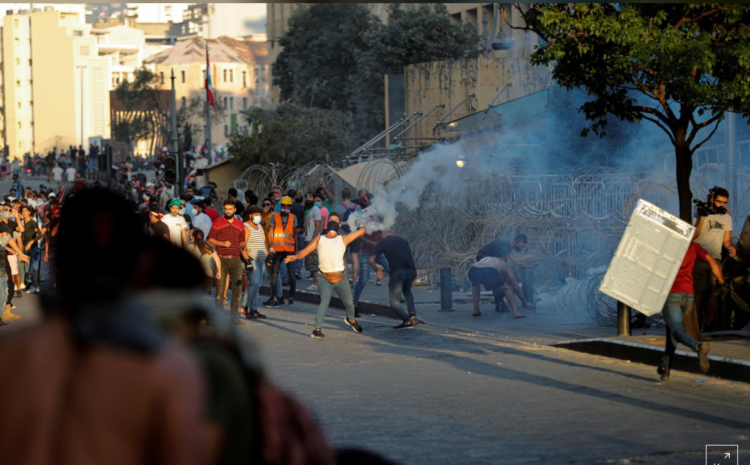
[409,316,419,327]
[656,366,670,381]
[247,310,267,320]
[295,272,302,280]
[345,318,363,333]
[287,299,295,306]
[262,298,275,306]
[311,328,325,338]
[393,320,414,330]
[267,300,280,308]
[698,342,711,373]
[278,299,285,305]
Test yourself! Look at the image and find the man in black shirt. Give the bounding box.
[20,205,42,293]
[0,221,30,323]
[149,205,170,241]
[370,232,419,329]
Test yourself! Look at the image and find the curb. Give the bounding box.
[552,338,750,384]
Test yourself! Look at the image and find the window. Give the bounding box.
[181,70,185,83]
[14,19,18,28]
[230,97,234,110]
[15,58,20,66]
[73,30,83,37]
[223,96,228,108]
[223,69,227,82]
[160,72,164,84]
[242,97,247,110]
[229,69,233,83]
[14,38,19,46]
[17,102,22,109]
[18,122,21,130]
[181,96,186,108]
[242,71,247,88]
[16,80,20,88]
[224,124,229,136]
[28,59,32,66]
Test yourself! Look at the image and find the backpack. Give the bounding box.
[340,202,358,234]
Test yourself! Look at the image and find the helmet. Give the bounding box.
[168,199,182,208]
[280,196,293,206]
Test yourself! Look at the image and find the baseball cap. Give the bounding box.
[48,192,57,198]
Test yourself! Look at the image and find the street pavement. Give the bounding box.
[239,300,750,465]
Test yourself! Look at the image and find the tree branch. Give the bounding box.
[641,114,676,144]
[690,118,722,154]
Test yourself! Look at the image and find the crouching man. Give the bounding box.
[468,252,532,318]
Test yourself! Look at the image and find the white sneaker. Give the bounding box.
[306,284,318,292]
[35,286,40,293]
[19,283,26,290]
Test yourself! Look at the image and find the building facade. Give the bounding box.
[182,3,266,40]
[144,36,268,151]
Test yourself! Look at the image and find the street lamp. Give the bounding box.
[456,154,466,168]
[480,4,514,59]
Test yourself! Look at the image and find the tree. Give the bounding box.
[227,102,354,170]
[355,4,479,137]
[518,3,750,221]
[272,3,378,112]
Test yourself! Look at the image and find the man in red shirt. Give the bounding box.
[202,197,220,222]
[207,200,246,325]
[658,241,725,381]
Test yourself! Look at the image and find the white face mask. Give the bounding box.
[191,208,198,216]
[178,208,185,216]
[252,215,262,225]
[0,236,10,247]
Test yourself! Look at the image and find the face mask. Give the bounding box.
[326,221,340,234]
[0,236,10,247]
[252,215,262,225]
[178,208,185,216]
[281,208,290,214]
[314,201,322,208]
[191,208,198,216]
[0,211,10,220]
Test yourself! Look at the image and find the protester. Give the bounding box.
[20,205,42,294]
[304,192,324,289]
[468,256,528,319]
[0,188,206,465]
[148,205,171,241]
[187,228,221,292]
[369,232,421,329]
[266,196,298,307]
[285,213,365,338]
[203,196,220,222]
[191,201,213,237]
[289,190,305,280]
[476,234,532,312]
[162,198,189,247]
[241,206,269,320]
[207,199,246,325]
[657,241,719,381]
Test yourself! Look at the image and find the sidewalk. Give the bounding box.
[262,273,750,383]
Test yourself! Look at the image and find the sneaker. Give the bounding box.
[376,279,382,286]
[393,320,414,330]
[277,299,285,305]
[656,366,670,381]
[16,291,22,298]
[19,283,26,290]
[35,286,40,293]
[698,342,711,373]
[287,299,295,306]
[247,310,267,320]
[267,300,280,308]
[311,328,325,338]
[345,318,363,333]
[295,273,302,280]
[262,299,275,306]
[306,284,318,292]
[409,316,419,327]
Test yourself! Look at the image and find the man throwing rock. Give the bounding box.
[285,213,364,338]
[369,232,419,330]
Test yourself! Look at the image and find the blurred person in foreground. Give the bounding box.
[0,188,206,465]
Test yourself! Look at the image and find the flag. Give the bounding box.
[204,43,215,108]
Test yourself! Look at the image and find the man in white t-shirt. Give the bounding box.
[161,199,189,247]
[65,163,76,182]
[191,201,212,237]
[693,186,735,331]
[51,164,64,192]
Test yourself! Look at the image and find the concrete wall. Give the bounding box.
[206,159,242,199]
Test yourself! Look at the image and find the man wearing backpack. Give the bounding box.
[334,188,361,304]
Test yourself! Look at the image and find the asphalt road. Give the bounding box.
[238,300,750,465]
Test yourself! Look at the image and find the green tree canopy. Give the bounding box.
[228,102,354,170]
[273,3,479,143]
[518,3,750,220]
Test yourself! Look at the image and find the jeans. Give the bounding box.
[271,252,296,300]
[242,258,266,310]
[661,293,701,370]
[353,253,390,304]
[216,256,243,318]
[389,268,417,322]
[20,247,40,288]
[295,234,305,274]
[0,272,7,308]
[315,274,356,328]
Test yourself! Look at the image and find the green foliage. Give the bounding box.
[112,68,163,146]
[519,3,750,219]
[272,3,479,142]
[227,103,354,170]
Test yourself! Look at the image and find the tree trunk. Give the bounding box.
[674,130,693,223]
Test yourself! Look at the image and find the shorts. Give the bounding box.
[8,255,18,276]
[304,250,319,272]
[346,238,362,254]
[468,267,505,290]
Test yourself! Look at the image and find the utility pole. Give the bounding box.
[77,65,86,149]
[170,69,182,196]
[205,42,213,165]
